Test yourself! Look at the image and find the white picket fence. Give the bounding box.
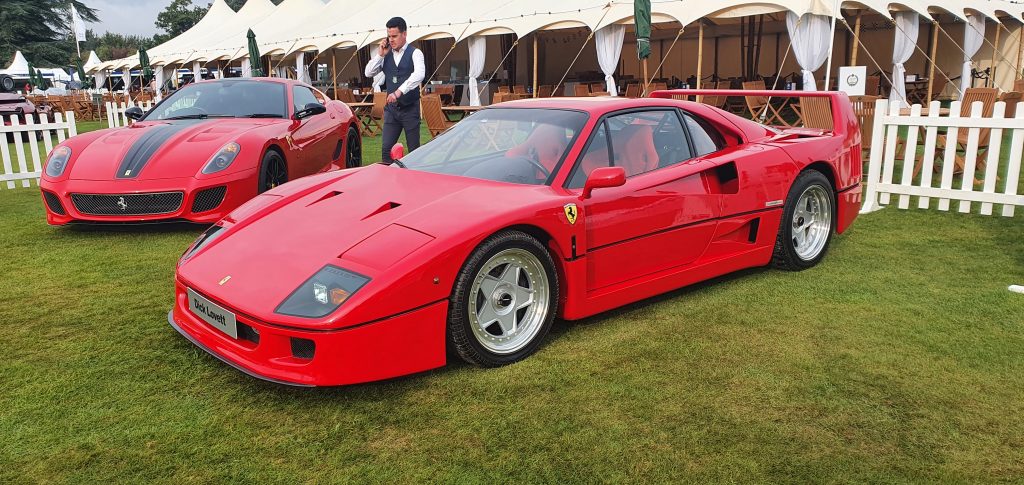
[862,99,1024,217]
[106,100,153,128]
[0,112,77,189]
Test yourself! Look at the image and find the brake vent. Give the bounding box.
[362,201,401,220]
[308,190,343,206]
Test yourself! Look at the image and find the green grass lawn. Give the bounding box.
[1,121,1023,482]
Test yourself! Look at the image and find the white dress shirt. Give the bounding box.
[364,43,425,96]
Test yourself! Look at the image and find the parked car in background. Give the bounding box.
[1,93,53,141]
[38,77,362,225]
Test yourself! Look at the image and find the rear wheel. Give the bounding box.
[448,230,559,367]
[257,150,287,193]
[0,75,14,92]
[771,170,835,270]
[345,125,362,168]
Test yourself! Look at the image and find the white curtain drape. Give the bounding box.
[595,24,625,96]
[960,14,985,96]
[192,61,202,82]
[890,11,919,105]
[121,70,131,92]
[241,58,252,77]
[468,36,486,106]
[154,66,166,100]
[94,71,107,91]
[296,52,310,83]
[786,12,831,91]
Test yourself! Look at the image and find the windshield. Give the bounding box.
[399,108,588,186]
[143,80,288,120]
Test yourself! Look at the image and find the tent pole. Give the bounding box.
[991,24,1001,88]
[851,11,862,65]
[927,20,939,101]
[1018,25,1024,81]
[696,21,704,100]
[332,49,338,99]
[824,0,841,90]
[533,35,539,97]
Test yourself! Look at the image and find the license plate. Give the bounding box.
[187,288,238,339]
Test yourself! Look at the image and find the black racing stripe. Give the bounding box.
[116,121,198,179]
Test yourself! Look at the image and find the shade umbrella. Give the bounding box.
[138,46,153,89]
[247,29,264,77]
[634,0,652,92]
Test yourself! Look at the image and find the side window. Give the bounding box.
[293,86,320,113]
[312,89,327,104]
[606,110,688,177]
[683,113,725,157]
[567,123,610,188]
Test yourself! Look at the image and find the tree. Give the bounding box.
[80,29,156,63]
[0,0,99,67]
[153,0,207,44]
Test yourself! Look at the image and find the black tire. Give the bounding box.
[0,75,14,92]
[448,230,560,367]
[344,125,362,168]
[771,170,836,271]
[257,150,287,194]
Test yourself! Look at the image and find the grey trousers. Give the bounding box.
[381,102,421,162]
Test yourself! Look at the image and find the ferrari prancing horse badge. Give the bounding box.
[563,203,578,225]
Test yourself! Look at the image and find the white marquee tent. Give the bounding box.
[91,0,1024,103]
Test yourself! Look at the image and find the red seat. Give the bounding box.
[617,124,657,176]
[506,124,567,173]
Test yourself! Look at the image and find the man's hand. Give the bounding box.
[387,90,401,104]
[377,38,389,58]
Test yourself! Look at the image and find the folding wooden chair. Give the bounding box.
[421,94,455,137]
[924,87,998,179]
[849,95,880,149]
[624,83,641,98]
[537,85,553,98]
[513,85,527,95]
[573,84,590,97]
[742,80,790,126]
[796,97,834,130]
[360,92,385,137]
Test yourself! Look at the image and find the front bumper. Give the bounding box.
[39,169,258,225]
[168,281,448,386]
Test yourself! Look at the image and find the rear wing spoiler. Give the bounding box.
[649,89,857,138]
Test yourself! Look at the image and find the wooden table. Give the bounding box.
[346,102,377,136]
[441,105,483,121]
[898,107,950,116]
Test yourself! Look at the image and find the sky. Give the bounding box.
[87,0,177,37]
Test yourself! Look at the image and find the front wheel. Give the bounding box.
[772,170,835,271]
[344,125,362,168]
[448,231,559,367]
[257,150,287,193]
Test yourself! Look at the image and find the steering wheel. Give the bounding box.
[515,150,551,180]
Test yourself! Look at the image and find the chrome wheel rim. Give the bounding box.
[468,248,549,354]
[791,184,832,261]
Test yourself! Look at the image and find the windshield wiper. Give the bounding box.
[164,114,231,120]
[245,113,284,118]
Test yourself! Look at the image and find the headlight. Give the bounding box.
[45,146,72,177]
[201,142,240,174]
[276,265,370,318]
[179,224,225,264]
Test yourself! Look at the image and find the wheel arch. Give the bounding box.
[803,161,837,191]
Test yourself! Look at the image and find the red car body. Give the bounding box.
[169,90,862,386]
[39,78,359,225]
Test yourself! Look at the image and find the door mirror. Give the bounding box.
[294,102,327,120]
[389,143,405,161]
[582,166,626,199]
[124,106,145,121]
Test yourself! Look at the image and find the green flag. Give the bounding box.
[634,0,651,60]
[247,29,264,77]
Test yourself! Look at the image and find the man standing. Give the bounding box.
[364,17,425,162]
